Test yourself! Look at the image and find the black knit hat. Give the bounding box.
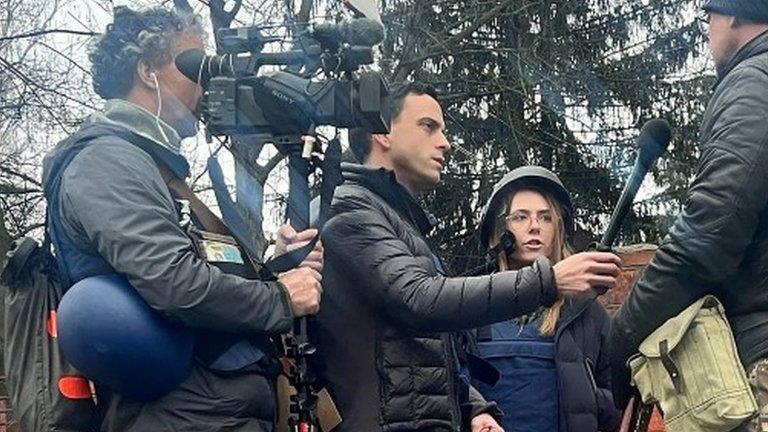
[703,0,768,23]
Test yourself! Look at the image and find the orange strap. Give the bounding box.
[58,376,92,400]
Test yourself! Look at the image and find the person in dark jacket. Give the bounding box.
[609,2,768,431]
[314,82,623,431]
[472,166,620,432]
[42,6,323,432]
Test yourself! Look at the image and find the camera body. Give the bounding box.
[183,21,390,139]
[205,70,389,137]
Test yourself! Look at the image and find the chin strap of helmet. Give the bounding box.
[462,230,517,277]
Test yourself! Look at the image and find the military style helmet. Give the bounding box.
[57,274,194,400]
[478,165,574,250]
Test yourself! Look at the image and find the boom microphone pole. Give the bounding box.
[599,119,672,249]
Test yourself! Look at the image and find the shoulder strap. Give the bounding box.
[45,133,110,288]
[318,138,342,228]
[263,142,344,278]
[155,163,231,236]
[152,142,320,280]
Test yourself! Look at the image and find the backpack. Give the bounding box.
[1,132,107,431]
[1,236,100,431]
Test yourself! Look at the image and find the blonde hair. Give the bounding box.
[489,187,572,336]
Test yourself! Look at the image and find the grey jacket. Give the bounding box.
[314,164,558,431]
[43,100,294,431]
[610,30,768,406]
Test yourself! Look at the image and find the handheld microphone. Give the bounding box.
[588,119,670,295]
[600,118,672,247]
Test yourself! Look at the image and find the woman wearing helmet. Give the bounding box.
[472,166,621,432]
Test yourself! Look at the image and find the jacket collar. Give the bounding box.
[716,29,768,87]
[86,99,183,154]
[554,297,594,341]
[80,100,190,180]
[341,163,437,235]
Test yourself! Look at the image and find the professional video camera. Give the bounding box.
[174,14,390,139]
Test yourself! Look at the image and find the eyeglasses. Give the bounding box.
[696,9,710,35]
[503,211,554,230]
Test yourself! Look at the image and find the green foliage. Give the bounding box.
[377,0,713,272]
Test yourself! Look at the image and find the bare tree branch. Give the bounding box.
[0,205,13,266]
[209,0,242,48]
[18,222,45,237]
[0,165,42,187]
[0,183,41,195]
[256,153,285,184]
[39,41,91,75]
[0,28,98,42]
[174,0,194,14]
[0,55,97,113]
[297,0,312,24]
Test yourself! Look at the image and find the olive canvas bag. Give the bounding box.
[629,295,757,432]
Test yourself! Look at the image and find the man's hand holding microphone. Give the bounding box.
[553,251,622,297]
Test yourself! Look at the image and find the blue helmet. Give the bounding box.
[57,274,194,401]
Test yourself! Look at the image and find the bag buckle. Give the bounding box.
[659,339,683,393]
[175,199,192,229]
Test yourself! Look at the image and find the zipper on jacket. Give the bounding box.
[445,334,462,431]
[584,357,598,394]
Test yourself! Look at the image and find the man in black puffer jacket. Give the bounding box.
[314,83,623,431]
[610,3,768,430]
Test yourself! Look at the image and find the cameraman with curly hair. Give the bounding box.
[41,5,322,431]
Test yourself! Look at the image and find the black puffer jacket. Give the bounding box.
[610,31,768,405]
[314,164,559,431]
[556,300,619,431]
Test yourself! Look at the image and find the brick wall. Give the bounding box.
[599,243,657,316]
[0,387,18,432]
[601,244,665,432]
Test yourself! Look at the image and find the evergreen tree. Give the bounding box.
[376,0,712,272]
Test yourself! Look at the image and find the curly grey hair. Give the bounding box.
[90,6,204,99]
